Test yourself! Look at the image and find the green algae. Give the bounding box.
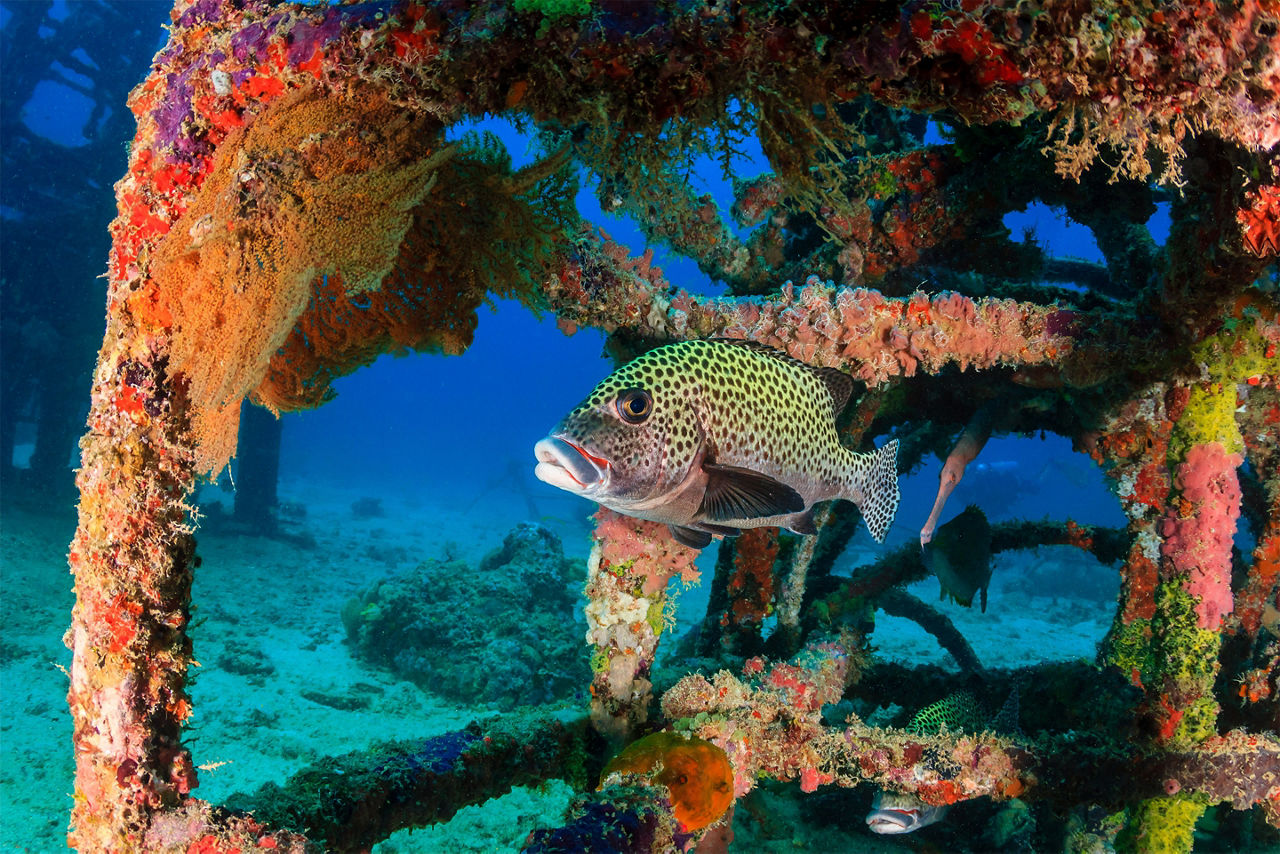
[1151,585,1221,746]
[1102,616,1155,685]
[1172,318,1278,456]
[1116,794,1209,854]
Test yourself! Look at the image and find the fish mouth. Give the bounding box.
[866,810,918,834]
[534,436,610,495]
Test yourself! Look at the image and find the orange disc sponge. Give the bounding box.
[601,732,735,832]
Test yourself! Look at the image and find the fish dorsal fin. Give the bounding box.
[699,462,805,522]
[709,337,854,415]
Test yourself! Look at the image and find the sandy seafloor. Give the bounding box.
[1,464,1119,853]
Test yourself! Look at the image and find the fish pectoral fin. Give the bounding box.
[699,464,805,522]
[669,525,713,549]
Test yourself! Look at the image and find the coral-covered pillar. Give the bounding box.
[1097,385,1172,680]
[66,343,200,848]
[1101,372,1247,851]
[584,511,700,742]
[1149,438,1242,749]
[712,528,780,655]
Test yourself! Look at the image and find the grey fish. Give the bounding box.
[923,504,992,611]
[866,790,950,834]
[533,338,900,548]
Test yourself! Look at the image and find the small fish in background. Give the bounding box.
[922,504,993,611]
[907,690,992,733]
[350,496,385,519]
[866,789,950,834]
[533,338,900,548]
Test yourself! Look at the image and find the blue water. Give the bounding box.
[1,3,1162,852]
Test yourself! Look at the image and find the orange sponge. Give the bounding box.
[601,732,734,832]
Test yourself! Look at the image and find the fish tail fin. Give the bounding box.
[858,439,900,543]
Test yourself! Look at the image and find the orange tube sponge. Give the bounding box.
[601,732,734,833]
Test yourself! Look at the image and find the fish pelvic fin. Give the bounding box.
[785,509,817,536]
[669,525,713,548]
[858,439,900,544]
[669,522,742,549]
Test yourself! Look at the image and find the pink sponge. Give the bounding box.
[593,509,701,594]
[1159,442,1242,630]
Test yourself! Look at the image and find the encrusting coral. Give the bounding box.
[585,510,700,742]
[341,523,588,711]
[67,0,1280,850]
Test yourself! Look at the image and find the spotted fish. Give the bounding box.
[533,338,900,548]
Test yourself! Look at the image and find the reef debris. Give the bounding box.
[341,523,587,710]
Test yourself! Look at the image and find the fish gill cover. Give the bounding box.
[39,0,1280,851]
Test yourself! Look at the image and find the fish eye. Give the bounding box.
[616,388,652,423]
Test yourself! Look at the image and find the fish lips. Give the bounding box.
[866,808,921,834]
[534,436,610,495]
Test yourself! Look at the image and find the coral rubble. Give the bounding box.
[342,523,588,710]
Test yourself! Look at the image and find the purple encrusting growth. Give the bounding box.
[287,16,346,65]
[399,731,480,776]
[156,40,186,68]
[173,126,215,160]
[148,59,224,161]
[175,0,224,28]
[150,4,379,161]
[1046,309,1082,338]
[150,70,197,149]
[230,21,273,63]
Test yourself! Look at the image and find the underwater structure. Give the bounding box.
[66,0,1278,851]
